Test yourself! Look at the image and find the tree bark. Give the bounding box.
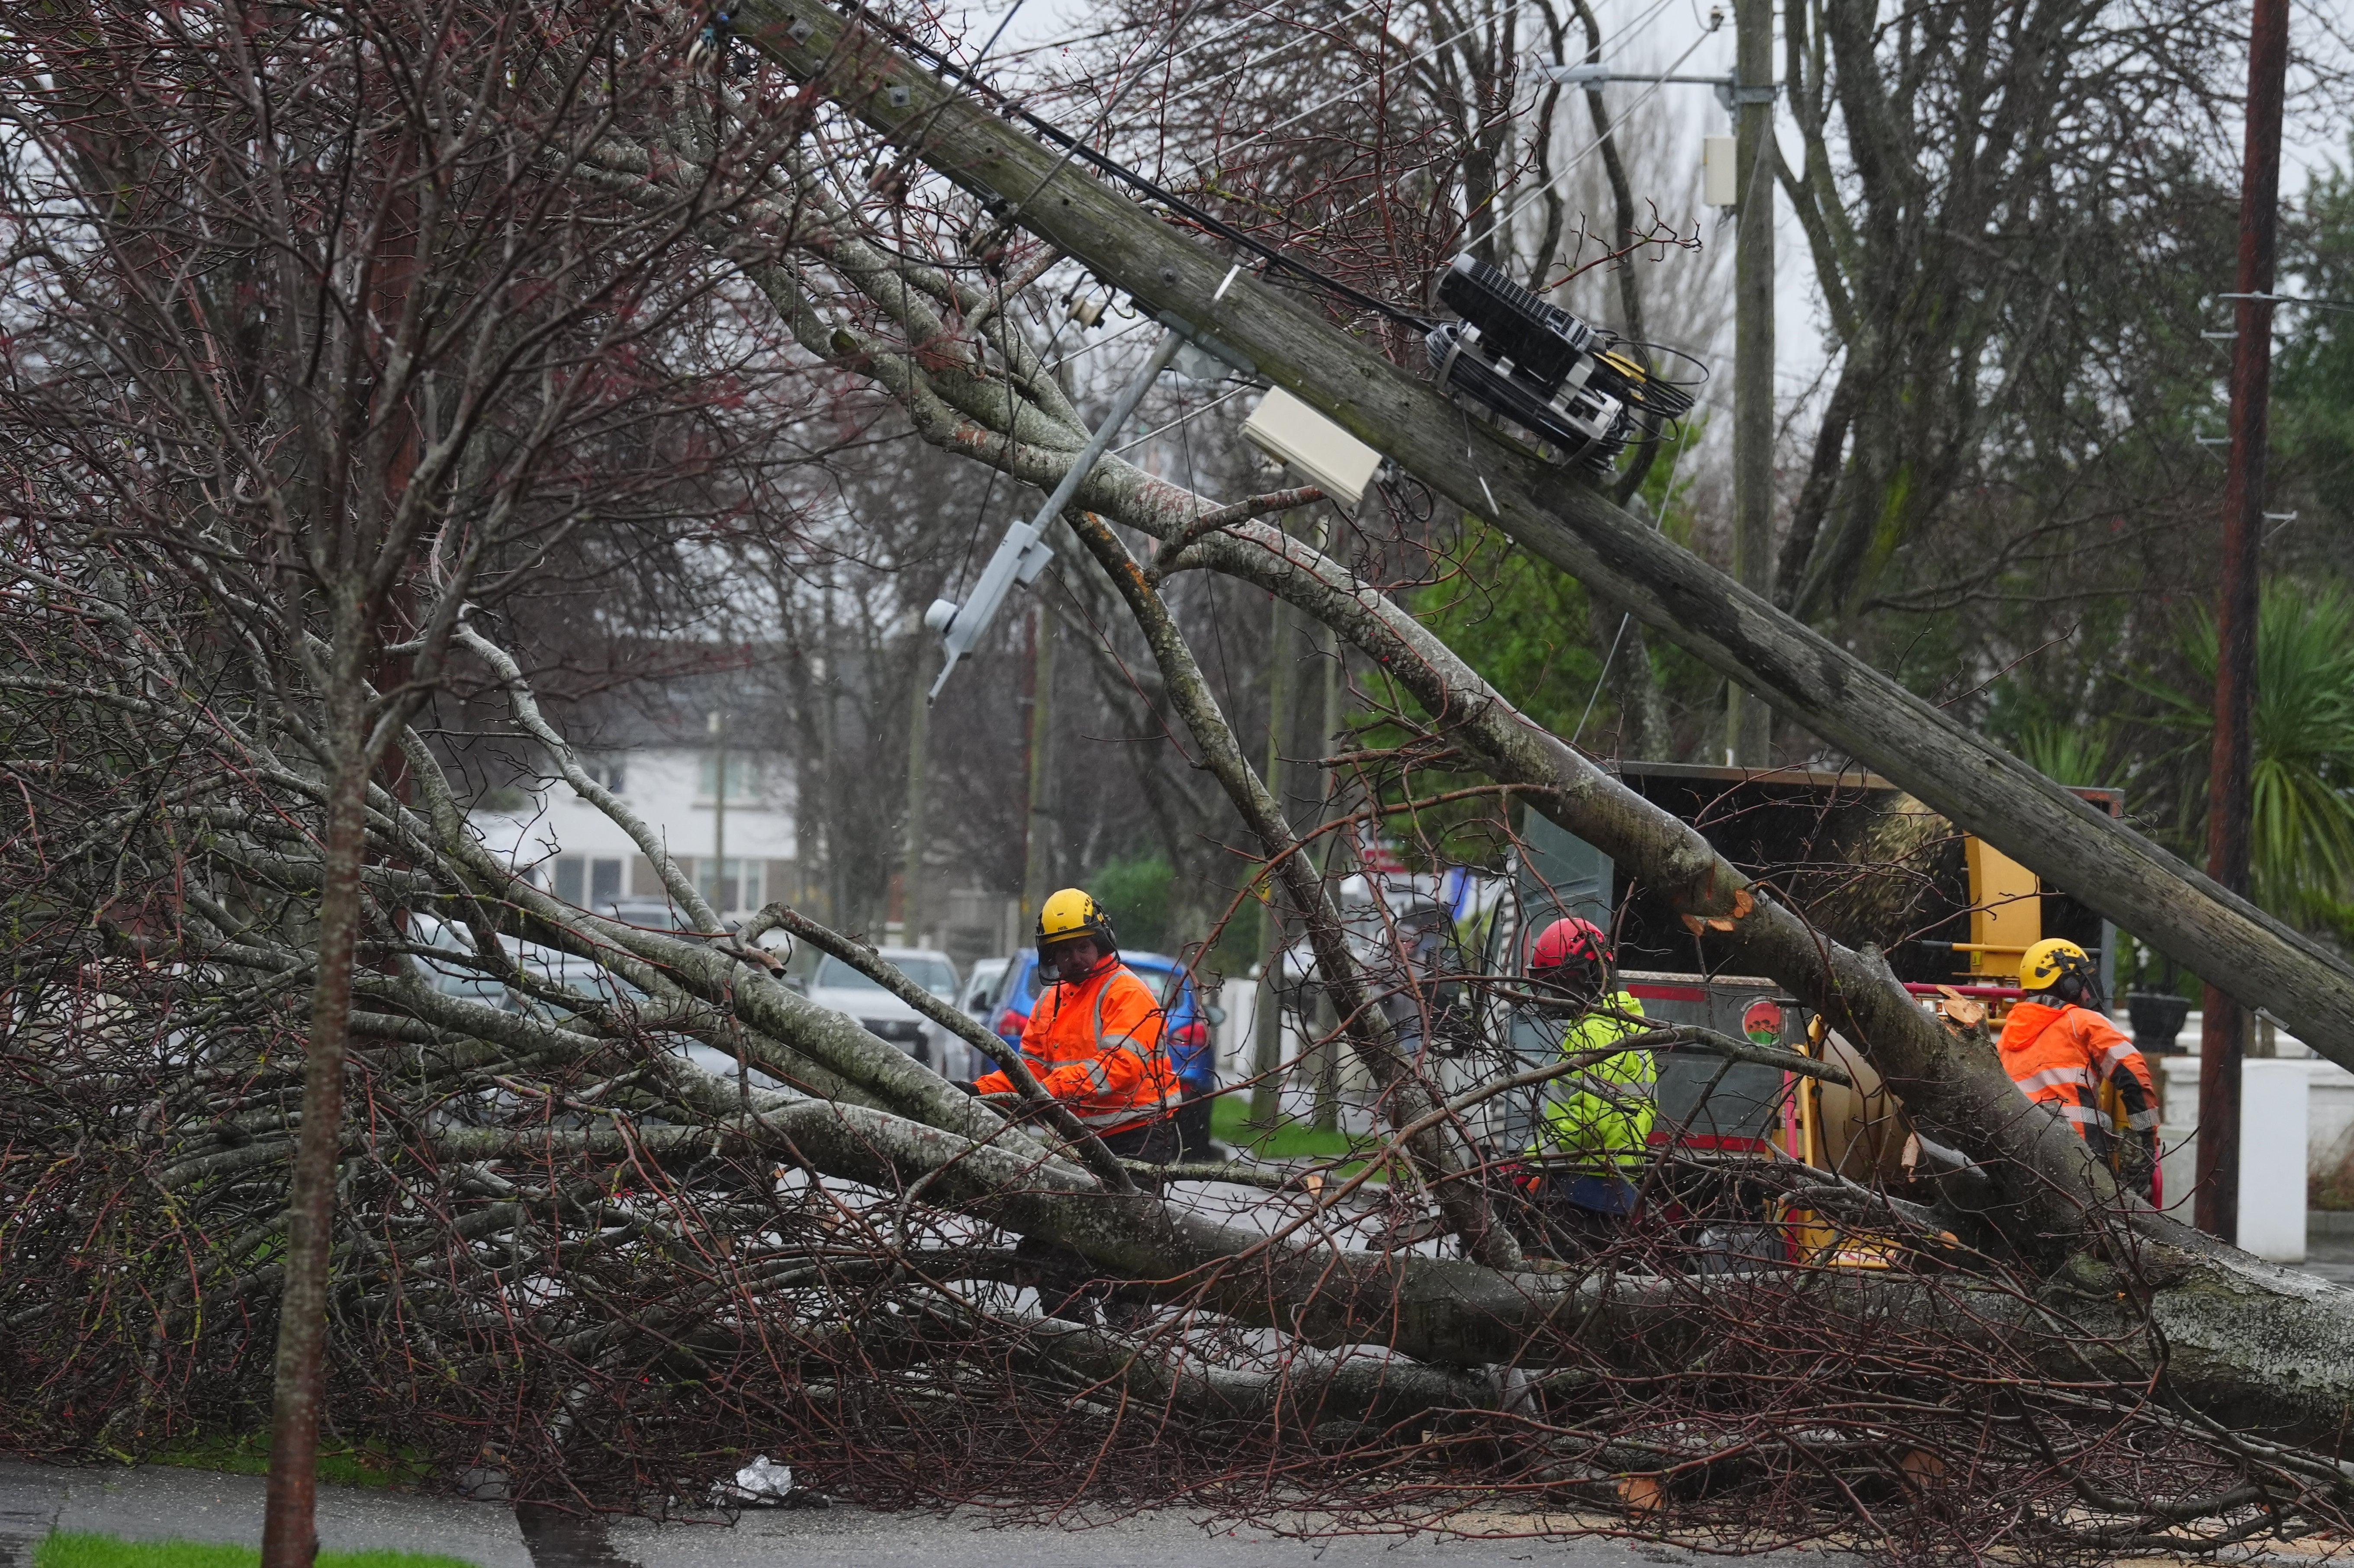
[741,0,2354,1083]
[260,636,372,1568]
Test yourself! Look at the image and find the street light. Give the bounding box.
[1534,61,1773,115]
[708,707,727,916]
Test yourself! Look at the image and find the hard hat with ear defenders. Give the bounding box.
[2021,937,2100,1005]
[1035,887,1118,975]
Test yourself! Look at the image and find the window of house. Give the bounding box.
[697,857,761,913]
[698,753,757,801]
[553,856,585,903]
[590,858,623,906]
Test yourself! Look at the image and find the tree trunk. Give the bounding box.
[260,645,372,1568]
[741,2,2354,1083]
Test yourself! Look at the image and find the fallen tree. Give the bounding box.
[8,498,2354,1552]
[6,2,2354,1559]
[558,0,2354,1459]
[551,0,2354,1430]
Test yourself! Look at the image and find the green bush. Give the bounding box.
[1090,854,1172,953]
[2145,581,2354,930]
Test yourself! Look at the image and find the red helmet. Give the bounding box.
[1529,916,1610,976]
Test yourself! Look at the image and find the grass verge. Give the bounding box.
[38,1535,478,1568]
[1209,1092,1377,1163]
[147,1435,426,1490]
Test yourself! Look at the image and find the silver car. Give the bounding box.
[805,947,966,1076]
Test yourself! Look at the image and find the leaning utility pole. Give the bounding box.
[1725,0,1775,766]
[2198,0,2291,1242]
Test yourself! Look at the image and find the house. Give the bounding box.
[471,701,795,924]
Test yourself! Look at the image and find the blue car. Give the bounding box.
[987,949,1219,1097]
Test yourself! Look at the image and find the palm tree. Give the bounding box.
[2147,580,2354,929]
[2011,718,2121,790]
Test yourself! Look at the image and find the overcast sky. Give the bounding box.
[926,0,2344,455]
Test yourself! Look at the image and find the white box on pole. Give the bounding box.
[1703,136,1739,207]
[2238,1058,2309,1262]
[1241,387,1383,509]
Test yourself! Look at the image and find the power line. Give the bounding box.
[1185,15,1490,173]
[823,0,1435,327]
[1110,380,1254,455]
[1213,0,1683,252]
[1004,0,1210,223]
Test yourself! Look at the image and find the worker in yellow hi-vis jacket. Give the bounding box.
[1521,916,1654,1246]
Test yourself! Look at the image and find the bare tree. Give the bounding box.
[0,0,814,1558]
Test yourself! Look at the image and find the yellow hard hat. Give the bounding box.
[2020,937,2094,994]
[1036,887,1116,952]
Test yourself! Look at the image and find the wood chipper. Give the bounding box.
[1457,762,2125,1266]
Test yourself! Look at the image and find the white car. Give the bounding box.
[960,958,1009,1020]
[805,947,968,1077]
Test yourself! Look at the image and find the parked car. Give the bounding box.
[596,900,689,929]
[408,917,784,1092]
[960,957,1009,1020]
[987,949,1222,1100]
[510,941,791,1092]
[805,946,967,1075]
[408,915,514,1007]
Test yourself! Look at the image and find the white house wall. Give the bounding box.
[471,745,796,920]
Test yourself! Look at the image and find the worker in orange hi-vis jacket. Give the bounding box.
[1997,938,2160,1200]
[968,887,1179,1164]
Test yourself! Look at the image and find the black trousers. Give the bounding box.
[1172,1092,1216,1160]
[1096,1117,1179,1164]
[1016,1117,1175,1322]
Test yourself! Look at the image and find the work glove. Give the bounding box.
[951,1080,979,1096]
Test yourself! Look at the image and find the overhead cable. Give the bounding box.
[816,0,1437,328]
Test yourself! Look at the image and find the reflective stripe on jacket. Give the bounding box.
[1997,1000,2158,1181]
[974,962,1176,1131]
[1526,990,1655,1169]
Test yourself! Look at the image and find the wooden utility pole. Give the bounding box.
[1247,568,1297,1130]
[902,640,930,945]
[1725,0,1775,766]
[1310,532,1346,1133]
[1019,606,1057,927]
[710,707,728,914]
[2198,0,2291,1242]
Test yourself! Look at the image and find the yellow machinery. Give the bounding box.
[1960,837,2042,983]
